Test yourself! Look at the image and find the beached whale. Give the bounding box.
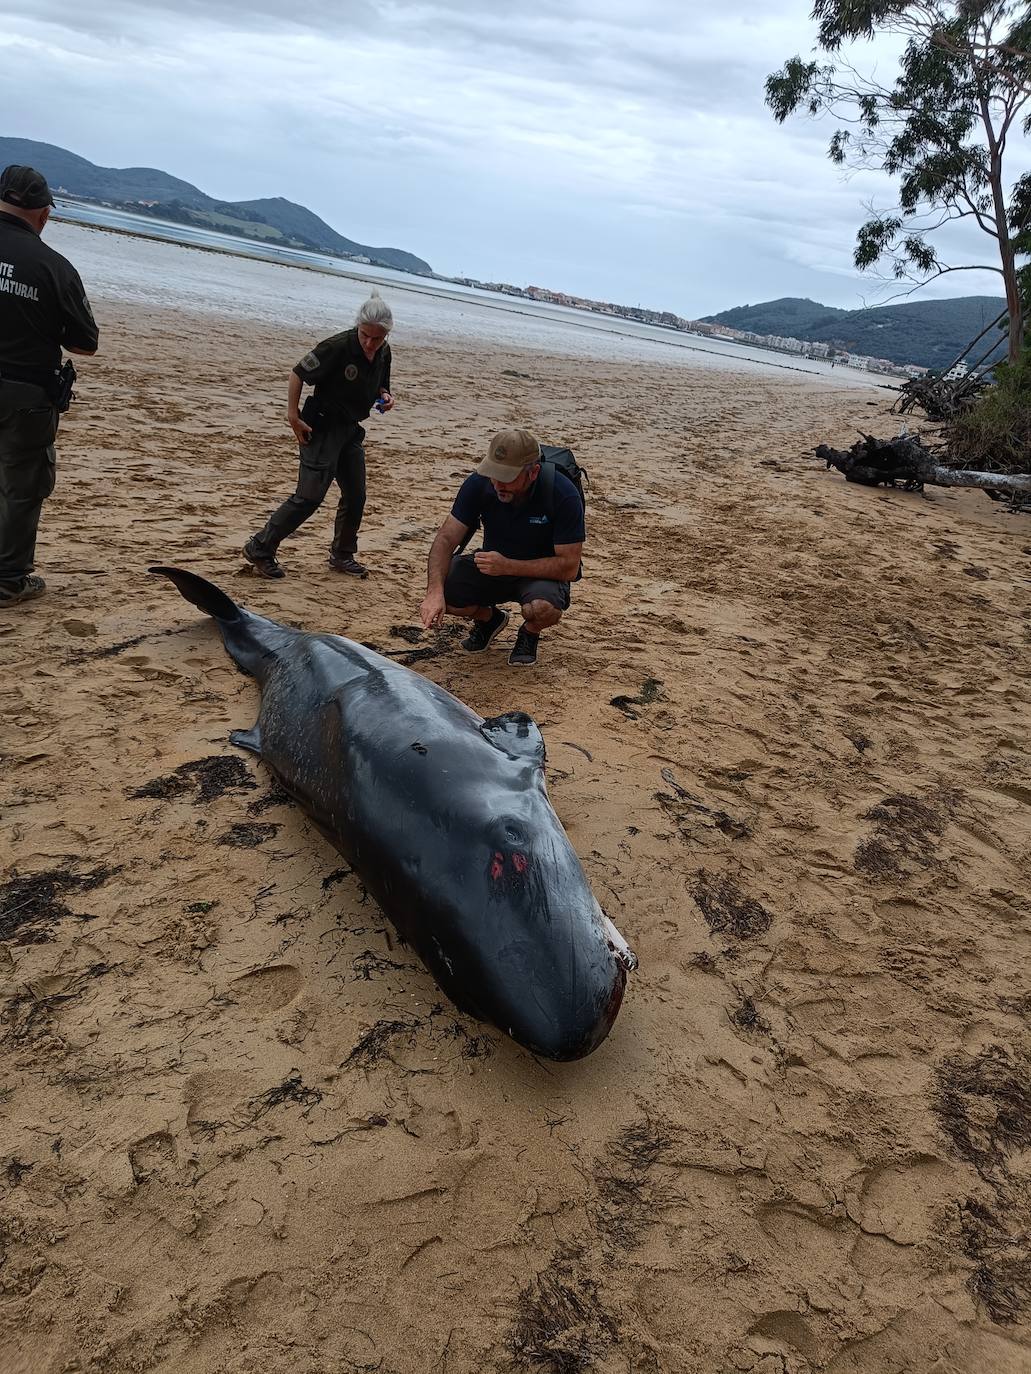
[151,567,636,1060]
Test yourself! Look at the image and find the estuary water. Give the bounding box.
[51,204,889,387]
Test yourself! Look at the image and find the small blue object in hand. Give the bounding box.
[373,397,387,413]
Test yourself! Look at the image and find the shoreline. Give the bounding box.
[53,207,894,387]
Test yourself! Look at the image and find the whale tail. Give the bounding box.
[149,565,296,684]
[149,566,243,622]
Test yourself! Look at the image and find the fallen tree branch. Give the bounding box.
[815,434,1031,504]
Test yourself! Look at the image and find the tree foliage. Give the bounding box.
[766,1,1031,361]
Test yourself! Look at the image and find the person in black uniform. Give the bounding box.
[243,290,394,579]
[0,165,99,607]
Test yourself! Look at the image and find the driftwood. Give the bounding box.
[892,308,1008,421]
[892,372,991,420]
[815,434,1031,507]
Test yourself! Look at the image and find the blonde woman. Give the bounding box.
[244,291,394,579]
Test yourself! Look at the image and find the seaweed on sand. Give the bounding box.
[128,755,256,803]
[217,822,279,848]
[507,1249,618,1374]
[345,1018,421,1069]
[593,1116,675,1252]
[934,1047,1031,1325]
[693,871,772,940]
[854,791,951,877]
[730,993,772,1037]
[0,865,118,945]
[609,678,664,720]
[933,1046,1031,1178]
[961,1197,1031,1326]
[246,1071,322,1121]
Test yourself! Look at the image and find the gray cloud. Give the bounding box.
[1,0,1016,315]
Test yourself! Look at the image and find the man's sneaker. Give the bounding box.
[462,607,509,652]
[508,627,540,666]
[0,575,46,607]
[243,539,285,579]
[328,554,369,578]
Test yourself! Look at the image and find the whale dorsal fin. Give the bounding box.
[480,711,546,764]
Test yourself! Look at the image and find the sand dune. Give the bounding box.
[1,295,1030,1374]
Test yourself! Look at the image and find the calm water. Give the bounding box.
[51,205,888,387]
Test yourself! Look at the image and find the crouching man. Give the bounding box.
[420,429,584,667]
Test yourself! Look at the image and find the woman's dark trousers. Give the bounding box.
[251,418,366,558]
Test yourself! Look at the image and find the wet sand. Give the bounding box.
[1,290,1030,1374]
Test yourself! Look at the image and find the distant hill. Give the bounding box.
[0,137,432,274]
[702,295,1008,371]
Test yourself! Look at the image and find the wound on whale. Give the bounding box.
[150,566,637,1061]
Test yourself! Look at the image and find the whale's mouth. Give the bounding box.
[596,902,638,972]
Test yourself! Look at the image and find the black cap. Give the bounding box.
[0,165,55,210]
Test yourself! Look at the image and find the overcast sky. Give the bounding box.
[2,0,1025,316]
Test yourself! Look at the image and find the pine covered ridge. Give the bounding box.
[701,295,1008,371]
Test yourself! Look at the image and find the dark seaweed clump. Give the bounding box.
[246,1072,323,1121]
[128,755,256,804]
[693,871,772,940]
[593,1116,674,1252]
[854,791,949,877]
[610,678,664,719]
[934,1047,1031,1325]
[0,865,118,945]
[961,1198,1031,1326]
[345,1018,420,1069]
[508,1248,618,1374]
[217,822,279,848]
[933,1047,1031,1176]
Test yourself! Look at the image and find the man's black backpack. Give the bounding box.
[455,444,588,580]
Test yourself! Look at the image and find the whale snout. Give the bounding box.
[488,933,629,1061]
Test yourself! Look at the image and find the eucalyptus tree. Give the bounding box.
[766,1,1031,362]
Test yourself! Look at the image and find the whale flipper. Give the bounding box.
[230,725,263,755]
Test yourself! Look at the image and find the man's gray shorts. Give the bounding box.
[444,554,571,611]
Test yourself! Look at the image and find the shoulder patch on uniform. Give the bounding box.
[299,351,320,372]
[344,363,359,381]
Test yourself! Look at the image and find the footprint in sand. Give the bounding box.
[228,963,303,1012]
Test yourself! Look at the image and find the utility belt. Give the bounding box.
[300,395,363,434]
[0,359,77,412]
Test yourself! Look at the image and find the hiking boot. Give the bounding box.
[0,575,46,607]
[328,554,369,578]
[243,539,285,579]
[508,627,540,666]
[462,607,509,652]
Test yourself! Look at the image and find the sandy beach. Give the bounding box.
[2,238,1030,1373]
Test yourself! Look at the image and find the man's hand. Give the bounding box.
[288,413,312,445]
[420,589,446,629]
[473,551,510,577]
[378,390,395,412]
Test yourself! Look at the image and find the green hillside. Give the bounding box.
[0,137,432,274]
[702,295,1007,370]
[233,197,431,275]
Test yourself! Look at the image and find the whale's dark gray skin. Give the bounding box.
[150,567,637,1060]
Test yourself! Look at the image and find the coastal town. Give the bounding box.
[445,274,951,380]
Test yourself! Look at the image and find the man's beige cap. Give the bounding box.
[476,429,541,482]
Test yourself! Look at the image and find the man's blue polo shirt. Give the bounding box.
[451,472,585,561]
